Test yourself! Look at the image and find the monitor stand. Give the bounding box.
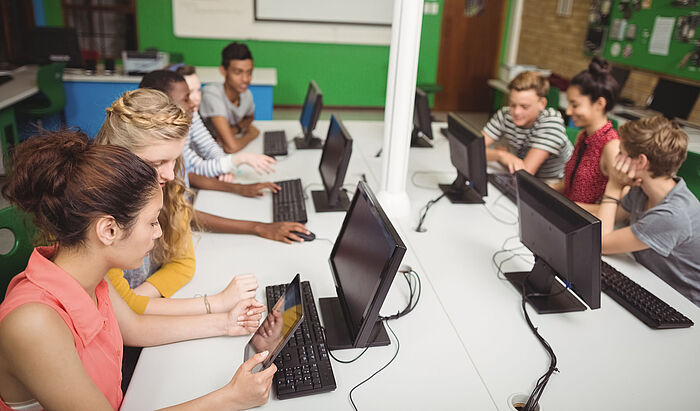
[294,135,323,149]
[319,297,390,350]
[504,258,586,314]
[438,174,484,204]
[311,190,350,212]
[410,128,433,148]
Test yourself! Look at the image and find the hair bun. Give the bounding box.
[589,56,611,77]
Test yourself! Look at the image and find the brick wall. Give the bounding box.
[516,0,700,123]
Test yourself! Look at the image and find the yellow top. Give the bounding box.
[107,231,195,314]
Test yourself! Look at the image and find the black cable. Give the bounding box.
[415,193,446,232]
[349,319,400,411]
[381,270,421,320]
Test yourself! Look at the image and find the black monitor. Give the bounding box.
[319,181,407,350]
[411,88,434,148]
[29,27,82,69]
[505,170,601,314]
[295,80,324,149]
[610,66,630,90]
[648,78,700,120]
[312,115,353,212]
[439,113,488,204]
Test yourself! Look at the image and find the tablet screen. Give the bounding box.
[244,274,303,373]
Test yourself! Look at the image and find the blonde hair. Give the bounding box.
[618,116,688,178]
[508,71,550,98]
[96,88,194,265]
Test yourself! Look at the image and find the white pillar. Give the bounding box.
[504,0,524,66]
[378,0,424,218]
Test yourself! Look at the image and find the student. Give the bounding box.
[595,116,700,307]
[482,71,573,180]
[139,71,310,244]
[554,57,620,204]
[0,131,273,410]
[199,42,259,153]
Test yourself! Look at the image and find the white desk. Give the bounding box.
[122,120,700,411]
[0,66,39,111]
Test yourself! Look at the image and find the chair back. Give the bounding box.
[35,62,67,114]
[0,206,37,301]
[678,151,700,201]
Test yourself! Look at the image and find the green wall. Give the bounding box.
[136,0,443,107]
[42,0,63,26]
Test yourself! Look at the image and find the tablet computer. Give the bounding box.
[244,273,303,373]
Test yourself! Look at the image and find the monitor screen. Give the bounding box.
[648,78,700,120]
[413,88,433,140]
[439,113,488,203]
[610,66,630,90]
[244,274,303,372]
[328,181,406,345]
[510,171,601,313]
[300,80,323,139]
[319,115,352,199]
[30,27,82,69]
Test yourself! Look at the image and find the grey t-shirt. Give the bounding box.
[621,178,700,307]
[199,83,255,127]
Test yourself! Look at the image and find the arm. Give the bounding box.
[598,138,621,177]
[193,209,309,244]
[483,131,525,173]
[521,147,551,175]
[188,173,280,198]
[209,116,258,154]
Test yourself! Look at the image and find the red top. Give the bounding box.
[0,247,123,410]
[563,121,619,204]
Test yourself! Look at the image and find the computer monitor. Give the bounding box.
[312,115,353,212]
[411,88,434,148]
[439,113,488,204]
[295,80,324,149]
[29,27,82,69]
[610,66,630,90]
[648,78,700,120]
[319,181,407,350]
[504,170,601,314]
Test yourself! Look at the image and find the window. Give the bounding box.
[61,0,137,59]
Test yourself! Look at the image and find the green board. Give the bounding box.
[604,1,700,81]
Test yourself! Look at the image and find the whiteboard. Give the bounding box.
[172,0,393,46]
[254,0,393,26]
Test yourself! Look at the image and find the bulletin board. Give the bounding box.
[603,1,700,82]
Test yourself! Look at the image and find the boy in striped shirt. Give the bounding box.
[482,71,572,180]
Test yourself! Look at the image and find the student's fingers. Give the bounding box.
[258,362,277,382]
[286,232,303,243]
[289,223,309,234]
[242,351,269,373]
[237,319,260,329]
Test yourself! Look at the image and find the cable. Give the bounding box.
[315,237,334,245]
[381,269,421,320]
[415,192,446,232]
[410,171,452,191]
[348,319,400,411]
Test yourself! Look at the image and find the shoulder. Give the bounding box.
[536,108,565,127]
[0,303,71,348]
[202,83,224,97]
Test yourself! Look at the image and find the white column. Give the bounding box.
[378,0,424,218]
[504,0,524,66]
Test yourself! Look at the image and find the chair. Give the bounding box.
[566,126,580,146]
[16,63,67,127]
[546,86,560,110]
[0,206,37,301]
[677,151,700,201]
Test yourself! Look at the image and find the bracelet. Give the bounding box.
[203,294,212,314]
[601,194,620,204]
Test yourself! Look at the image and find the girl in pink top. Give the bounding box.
[0,131,274,410]
[555,57,621,205]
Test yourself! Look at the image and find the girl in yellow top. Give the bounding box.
[97,88,257,315]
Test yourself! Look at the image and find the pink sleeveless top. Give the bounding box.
[563,121,619,204]
[0,247,123,410]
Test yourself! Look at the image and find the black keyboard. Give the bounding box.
[272,179,308,223]
[613,111,641,121]
[488,173,517,203]
[601,261,694,329]
[266,281,337,399]
[264,130,288,157]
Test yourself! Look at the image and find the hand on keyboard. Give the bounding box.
[231,182,281,198]
[226,298,266,336]
[255,221,310,244]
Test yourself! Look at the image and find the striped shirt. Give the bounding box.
[183,112,234,178]
[483,107,573,179]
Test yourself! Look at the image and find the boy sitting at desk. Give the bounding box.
[593,116,700,307]
[200,42,259,153]
[482,71,572,180]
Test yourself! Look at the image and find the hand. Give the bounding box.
[238,116,255,130]
[244,124,260,140]
[230,182,280,198]
[218,173,236,183]
[254,222,310,244]
[226,298,266,336]
[226,351,276,410]
[608,153,642,188]
[233,152,276,174]
[498,151,525,174]
[212,274,259,313]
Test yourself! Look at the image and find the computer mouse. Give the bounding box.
[291,230,315,242]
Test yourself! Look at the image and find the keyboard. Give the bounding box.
[488,173,517,203]
[266,281,337,399]
[263,130,288,157]
[614,111,641,121]
[601,261,694,329]
[272,179,308,223]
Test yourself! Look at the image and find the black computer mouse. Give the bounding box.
[291,230,315,242]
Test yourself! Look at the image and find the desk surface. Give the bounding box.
[63,66,277,86]
[123,120,700,411]
[0,66,39,111]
